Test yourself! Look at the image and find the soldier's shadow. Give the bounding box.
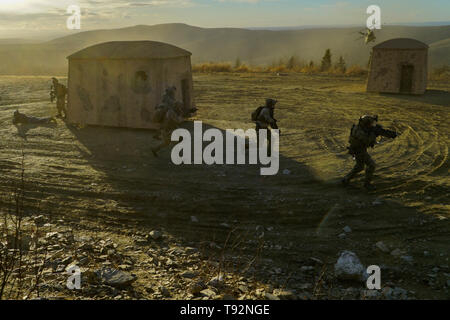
[67,121,320,221]
[15,122,58,140]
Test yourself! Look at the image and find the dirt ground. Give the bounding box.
[0,73,449,299]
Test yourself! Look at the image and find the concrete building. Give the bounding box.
[66,41,194,129]
[367,38,428,95]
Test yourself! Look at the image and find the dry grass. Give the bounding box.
[193,60,367,76]
[192,62,233,73]
[430,65,450,81]
[345,65,368,76]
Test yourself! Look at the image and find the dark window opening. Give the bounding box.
[136,71,148,81]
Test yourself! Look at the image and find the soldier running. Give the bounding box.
[50,77,68,118]
[252,98,279,156]
[151,87,186,157]
[342,115,397,190]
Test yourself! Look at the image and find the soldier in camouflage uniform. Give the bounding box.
[151,87,185,157]
[342,115,397,190]
[253,98,279,156]
[50,78,68,118]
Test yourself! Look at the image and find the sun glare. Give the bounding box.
[0,0,32,12]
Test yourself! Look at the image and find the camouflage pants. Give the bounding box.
[256,124,272,156]
[56,97,67,117]
[344,151,376,184]
[152,128,172,153]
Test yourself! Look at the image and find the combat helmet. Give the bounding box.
[265,98,277,108]
[359,114,378,127]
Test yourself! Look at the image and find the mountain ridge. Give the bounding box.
[0,23,448,75]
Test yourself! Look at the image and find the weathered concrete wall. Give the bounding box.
[67,56,194,129]
[367,49,428,94]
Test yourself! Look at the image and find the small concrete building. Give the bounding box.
[66,41,194,129]
[367,38,428,94]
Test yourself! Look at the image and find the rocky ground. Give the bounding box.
[0,74,449,300]
[6,213,445,300]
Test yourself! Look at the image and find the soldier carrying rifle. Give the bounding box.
[342,115,398,191]
[50,77,68,118]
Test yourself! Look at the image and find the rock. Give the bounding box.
[200,289,216,298]
[372,199,383,206]
[401,256,414,264]
[95,268,136,288]
[375,241,390,253]
[338,233,346,239]
[208,274,224,287]
[160,286,171,297]
[191,216,199,223]
[273,289,296,300]
[382,287,394,299]
[282,169,291,175]
[33,215,46,226]
[264,292,280,300]
[446,280,450,287]
[393,287,408,299]
[361,289,381,299]
[300,266,314,272]
[238,285,248,293]
[148,230,162,240]
[343,226,352,233]
[134,238,148,246]
[218,294,235,300]
[185,247,198,254]
[189,281,206,295]
[45,232,62,240]
[334,251,365,281]
[181,271,198,279]
[390,248,403,256]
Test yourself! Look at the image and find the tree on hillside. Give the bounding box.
[335,56,346,73]
[320,49,332,72]
[235,57,242,69]
[287,56,297,70]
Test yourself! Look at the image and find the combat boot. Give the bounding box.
[341,177,350,186]
[364,182,376,191]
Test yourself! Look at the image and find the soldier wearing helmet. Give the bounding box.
[50,77,68,118]
[342,115,397,190]
[252,98,279,156]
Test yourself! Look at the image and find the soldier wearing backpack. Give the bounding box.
[50,78,68,118]
[151,86,197,157]
[342,115,397,190]
[252,98,279,156]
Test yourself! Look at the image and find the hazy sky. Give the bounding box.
[0,0,448,39]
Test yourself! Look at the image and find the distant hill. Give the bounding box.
[0,23,448,75]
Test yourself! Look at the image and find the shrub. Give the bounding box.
[430,65,450,81]
[192,62,232,73]
[320,49,332,72]
[345,65,368,76]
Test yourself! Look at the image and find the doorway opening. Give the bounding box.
[400,65,414,93]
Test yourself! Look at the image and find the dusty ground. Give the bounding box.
[0,73,449,300]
